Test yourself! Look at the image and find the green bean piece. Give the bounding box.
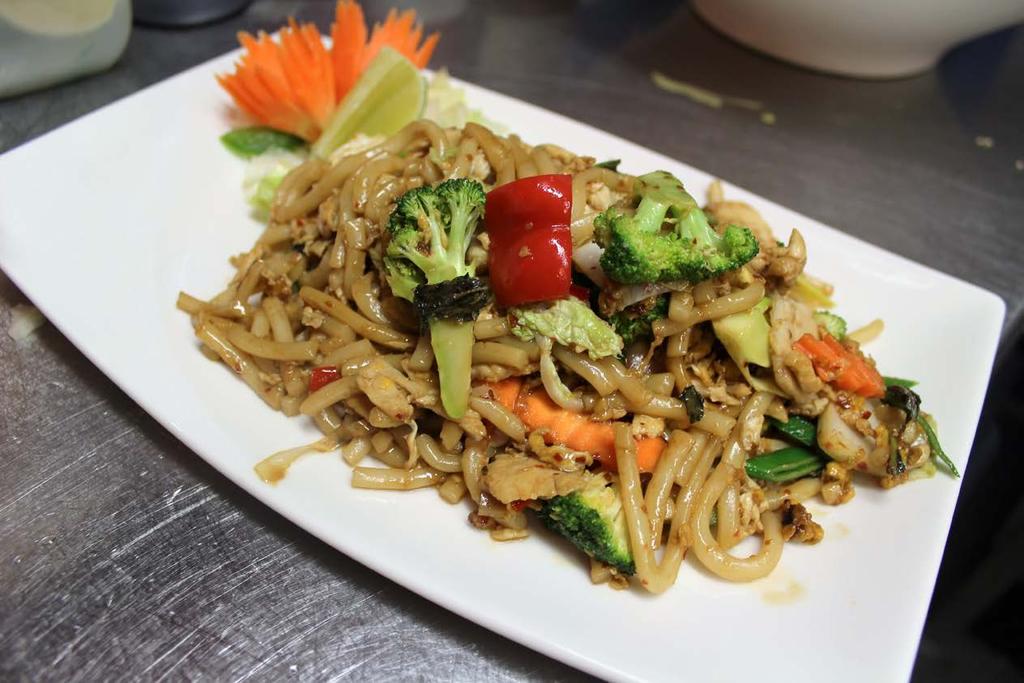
[883,376,918,388]
[917,416,959,478]
[745,446,825,483]
[766,415,817,447]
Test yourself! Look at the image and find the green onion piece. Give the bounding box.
[745,447,825,483]
[766,415,817,447]
[883,376,918,388]
[917,416,959,478]
[221,126,307,159]
[594,159,621,171]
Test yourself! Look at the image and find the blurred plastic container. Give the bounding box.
[0,0,131,99]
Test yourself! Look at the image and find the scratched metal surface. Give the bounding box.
[1,1,1023,681]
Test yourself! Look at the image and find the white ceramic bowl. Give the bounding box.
[693,0,1024,78]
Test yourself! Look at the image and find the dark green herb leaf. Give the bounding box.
[766,415,817,447]
[594,159,621,171]
[745,447,825,483]
[413,274,491,326]
[882,385,921,423]
[221,126,307,159]
[681,385,704,423]
[887,435,906,476]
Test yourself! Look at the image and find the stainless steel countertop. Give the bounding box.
[2,1,1022,680]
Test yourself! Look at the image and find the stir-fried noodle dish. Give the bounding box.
[179,120,955,593]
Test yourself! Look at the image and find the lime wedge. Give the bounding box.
[312,47,426,159]
[0,0,117,36]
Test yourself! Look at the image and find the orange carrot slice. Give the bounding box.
[487,379,666,473]
[793,332,885,398]
[218,2,441,141]
[330,0,368,99]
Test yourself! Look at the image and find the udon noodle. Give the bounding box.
[180,119,911,593]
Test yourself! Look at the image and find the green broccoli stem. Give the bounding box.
[430,318,475,419]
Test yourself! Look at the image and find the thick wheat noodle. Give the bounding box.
[195,322,274,406]
[628,393,690,421]
[464,122,515,185]
[669,436,719,543]
[278,151,375,221]
[262,297,294,341]
[602,357,651,405]
[553,347,617,395]
[508,135,538,178]
[764,476,822,510]
[300,286,414,349]
[571,167,633,220]
[717,481,741,549]
[472,342,530,369]
[258,224,292,246]
[300,249,333,289]
[473,317,510,340]
[337,354,402,377]
[415,434,463,473]
[694,405,736,437]
[280,395,302,416]
[254,436,338,484]
[351,273,390,325]
[365,176,406,225]
[250,309,270,337]
[437,474,467,504]
[693,280,717,305]
[668,291,694,326]
[341,436,371,466]
[450,136,480,178]
[644,431,696,548]
[236,259,265,304]
[351,466,444,490]
[314,408,344,436]
[226,325,318,361]
[409,334,435,371]
[299,376,359,415]
[653,433,712,550]
[468,395,526,442]
[645,373,675,396]
[491,336,540,361]
[352,155,409,213]
[690,461,784,581]
[322,338,375,366]
[614,424,685,593]
[721,392,772,468]
[341,243,366,299]
[440,421,463,451]
[274,157,327,214]
[659,281,767,335]
[382,119,449,160]
[462,438,488,503]
[530,145,556,175]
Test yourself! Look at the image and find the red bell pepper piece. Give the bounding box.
[569,283,591,302]
[308,365,340,392]
[485,174,573,307]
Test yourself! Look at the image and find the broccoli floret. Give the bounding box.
[606,295,669,346]
[813,310,847,339]
[594,171,759,284]
[383,178,489,418]
[538,475,634,575]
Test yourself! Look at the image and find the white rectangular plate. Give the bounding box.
[0,52,1004,683]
